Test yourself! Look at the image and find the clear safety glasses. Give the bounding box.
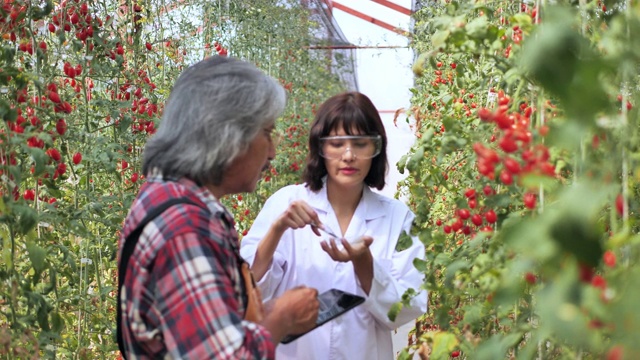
[318,135,382,160]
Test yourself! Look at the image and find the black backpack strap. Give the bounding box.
[117,197,208,358]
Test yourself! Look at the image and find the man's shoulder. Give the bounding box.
[127,181,215,233]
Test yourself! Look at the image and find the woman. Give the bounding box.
[118,56,319,359]
[240,92,427,360]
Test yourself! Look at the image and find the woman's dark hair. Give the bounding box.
[302,92,388,191]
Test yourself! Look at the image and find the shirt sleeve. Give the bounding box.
[153,216,276,359]
[362,208,428,330]
[239,190,290,301]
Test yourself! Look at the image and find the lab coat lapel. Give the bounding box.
[306,181,387,239]
[345,187,386,240]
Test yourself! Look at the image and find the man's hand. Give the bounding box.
[260,286,319,343]
[278,287,320,334]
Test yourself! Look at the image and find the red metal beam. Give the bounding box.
[331,2,409,37]
[370,0,412,16]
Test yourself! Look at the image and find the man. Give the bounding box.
[118,56,319,359]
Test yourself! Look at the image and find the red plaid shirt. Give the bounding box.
[118,174,275,359]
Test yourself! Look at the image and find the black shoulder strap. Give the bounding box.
[117,197,208,358]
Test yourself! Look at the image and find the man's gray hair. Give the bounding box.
[142,56,286,186]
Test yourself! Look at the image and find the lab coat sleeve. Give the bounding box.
[239,188,290,302]
[362,209,428,330]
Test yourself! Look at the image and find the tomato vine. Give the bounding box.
[399,1,640,359]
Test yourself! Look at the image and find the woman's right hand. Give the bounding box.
[274,200,322,236]
[252,201,321,282]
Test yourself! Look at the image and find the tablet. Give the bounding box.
[280,288,365,344]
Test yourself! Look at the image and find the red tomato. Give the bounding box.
[72,152,82,165]
[485,209,497,223]
[523,192,536,209]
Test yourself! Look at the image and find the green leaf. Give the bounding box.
[14,204,38,235]
[27,240,47,274]
[474,333,523,360]
[43,266,57,294]
[396,349,412,360]
[387,302,403,322]
[549,213,603,268]
[433,252,451,267]
[432,30,450,49]
[510,13,533,29]
[51,311,65,333]
[461,303,485,328]
[3,105,17,122]
[501,217,559,263]
[406,147,424,173]
[395,230,412,252]
[519,5,611,124]
[536,265,599,348]
[429,331,459,360]
[396,154,409,174]
[28,147,48,176]
[37,296,50,331]
[1,225,11,268]
[465,16,488,38]
[445,259,469,286]
[413,258,428,272]
[413,51,436,77]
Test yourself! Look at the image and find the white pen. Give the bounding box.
[311,223,366,247]
[311,222,341,239]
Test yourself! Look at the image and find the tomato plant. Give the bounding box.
[397,0,640,359]
[0,0,347,357]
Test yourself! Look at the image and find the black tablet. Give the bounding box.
[280,288,365,344]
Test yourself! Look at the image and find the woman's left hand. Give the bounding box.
[320,236,373,263]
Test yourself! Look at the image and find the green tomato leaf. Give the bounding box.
[387,301,403,322]
[27,241,47,274]
[432,30,450,50]
[1,225,11,268]
[413,257,428,273]
[27,147,48,177]
[395,230,413,252]
[37,298,50,331]
[430,331,459,360]
[51,311,65,333]
[14,204,38,235]
[465,16,488,39]
[396,349,412,360]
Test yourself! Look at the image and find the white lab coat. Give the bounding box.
[240,183,428,360]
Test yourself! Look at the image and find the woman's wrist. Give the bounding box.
[272,217,289,235]
[352,248,373,267]
[352,250,373,294]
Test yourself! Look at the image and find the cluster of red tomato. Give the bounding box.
[475,90,555,190]
[103,69,159,136]
[213,41,228,57]
[437,185,496,243]
[4,87,71,184]
[1,0,162,205]
[49,1,101,45]
[436,90,557,241]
